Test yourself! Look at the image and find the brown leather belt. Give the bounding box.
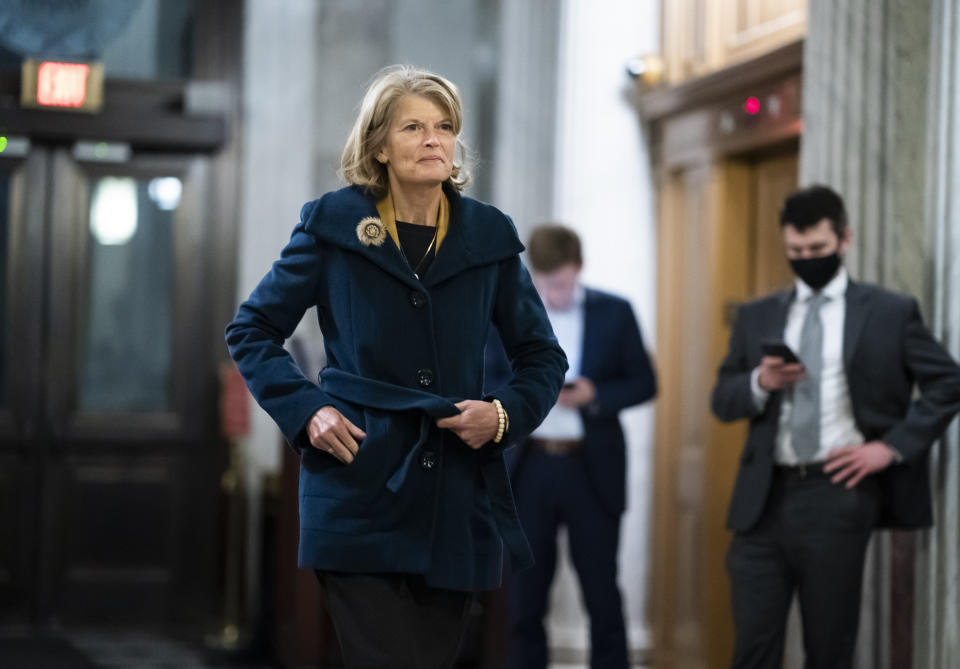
[529,438,584,456]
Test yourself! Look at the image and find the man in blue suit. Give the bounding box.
[487,224,657,669]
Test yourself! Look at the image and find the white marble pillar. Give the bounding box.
[241,0,325,473]
[491,0,563,241]
[239,0,326,631]
[548,0,660,664]
[800,1,933,668]
[801,0,930,291]
[914,0,960,666]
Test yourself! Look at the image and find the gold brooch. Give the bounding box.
[356,216,387,247]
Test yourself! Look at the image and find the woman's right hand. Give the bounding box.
[307,406,366,464]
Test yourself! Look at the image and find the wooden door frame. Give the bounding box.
[30,151,218,627]
[638,34,915,669]
[46,152,211,443]
[637,40,805,669]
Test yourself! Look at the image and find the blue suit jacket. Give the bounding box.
[486,288,657,515]
[226,184,567,591]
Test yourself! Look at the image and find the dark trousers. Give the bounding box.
[509,446,629,669]
[726,468,880,669]
[315,571,473,669]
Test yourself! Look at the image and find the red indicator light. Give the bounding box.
[744,96,760,115]
[36,62,89,108]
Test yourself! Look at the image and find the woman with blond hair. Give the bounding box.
[225,65,566,668]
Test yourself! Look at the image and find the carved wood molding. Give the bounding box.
[636,39,803,122]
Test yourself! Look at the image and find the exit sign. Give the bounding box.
[21,59,104,113]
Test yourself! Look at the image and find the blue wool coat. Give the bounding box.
[225,184,567,591]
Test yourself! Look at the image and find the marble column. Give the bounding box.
[491,0,563,241]
[799,1,932,668]
[914,0,960,666]
[548,0,660,663]
[801,0,930,292]
[240,0,325,627]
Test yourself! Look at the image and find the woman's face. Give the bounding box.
[377,94,456,192]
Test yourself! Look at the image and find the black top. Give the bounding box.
[395,220,436,277]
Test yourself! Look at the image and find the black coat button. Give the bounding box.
[416,368,434,388]
[409,291,427,308]
[420,451,436,471]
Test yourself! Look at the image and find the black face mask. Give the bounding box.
[789,252,841,290]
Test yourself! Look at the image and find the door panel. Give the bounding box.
[77,175,176,414]
[0,148,220,628]
[751,153,798,295]
[0,152,46,625]
[652,149,798,669]
[0,171,7,409]
[40,455,185,623]
[43,151,213,625]
[47,152,208,441]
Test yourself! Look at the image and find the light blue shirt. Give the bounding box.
[531,285,585,440]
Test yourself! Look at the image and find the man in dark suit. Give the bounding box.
[712,185,960,669]
[487,224,657,669]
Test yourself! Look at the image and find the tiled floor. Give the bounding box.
[550,663,651,668]
[67,633,271,669]
[1,631,650,668]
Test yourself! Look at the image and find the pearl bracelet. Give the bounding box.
[492,398,506,444]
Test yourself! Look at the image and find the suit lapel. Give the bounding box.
[768,288,794,341]
[756,289,794,427]
[579,290,599,378]
[843,280,870,371]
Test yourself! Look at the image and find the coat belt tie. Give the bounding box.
[318,367,533,571]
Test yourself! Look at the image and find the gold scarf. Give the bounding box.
[375,189,450,252]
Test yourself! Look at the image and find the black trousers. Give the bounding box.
[726,467,880,669]
[315,571,473,669]
[509,447,629,669]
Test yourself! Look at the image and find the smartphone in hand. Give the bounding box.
[760,339,801,364]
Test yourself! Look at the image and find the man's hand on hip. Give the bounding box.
[824,442,897,488]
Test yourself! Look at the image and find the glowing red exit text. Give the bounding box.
[36,62,90,107]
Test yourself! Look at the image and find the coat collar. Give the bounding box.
[304,184,523,289]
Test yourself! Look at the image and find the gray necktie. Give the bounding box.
[791,293,828,463]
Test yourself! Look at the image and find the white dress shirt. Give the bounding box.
[750,268,865,464]
[531,285,585,440]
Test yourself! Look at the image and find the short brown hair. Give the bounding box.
[340,65,471,199]
[527,224,582,273]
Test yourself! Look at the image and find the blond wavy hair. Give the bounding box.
[340,65,471,199]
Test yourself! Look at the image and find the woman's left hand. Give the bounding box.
[436,400,500,449]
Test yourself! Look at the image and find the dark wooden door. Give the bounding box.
[0,146,223,629]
